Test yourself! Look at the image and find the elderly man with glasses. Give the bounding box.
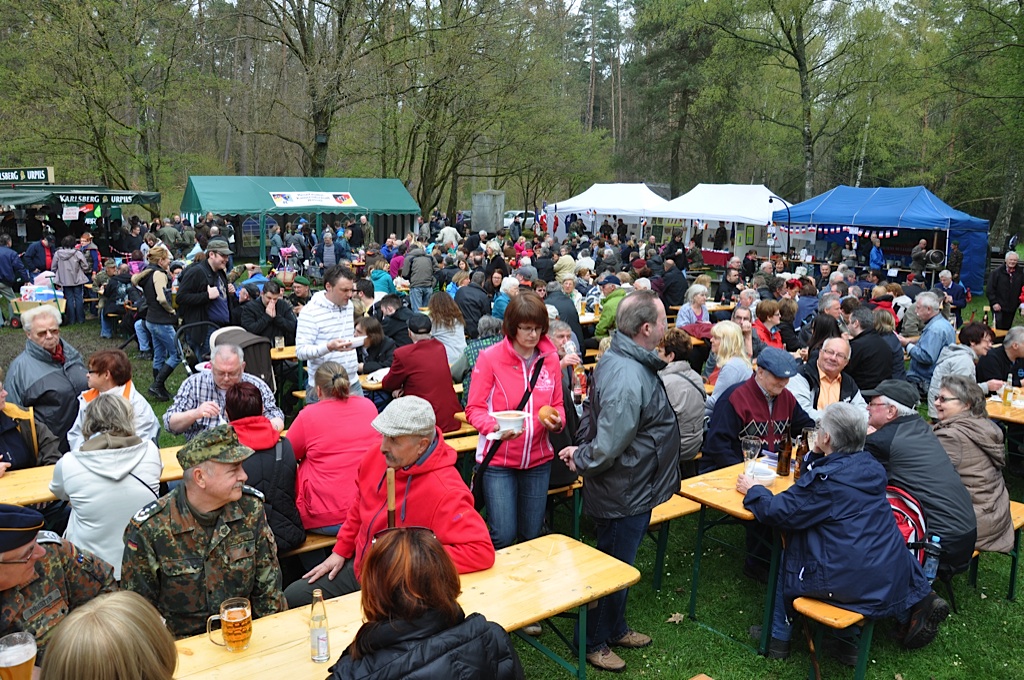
[785,337,866,421]
[0,504,116,660]
[864,380,977,579]
[163,344,283,441]
[5,305,88,453]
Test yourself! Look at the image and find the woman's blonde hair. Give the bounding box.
[40,591,176,680]
[314,361,350,400]
[712,320,752,367]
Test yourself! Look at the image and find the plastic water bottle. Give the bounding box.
[309,588,330,662]
[923,535,941,581]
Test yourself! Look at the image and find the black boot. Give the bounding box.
[148,364,175,402]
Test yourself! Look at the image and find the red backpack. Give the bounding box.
[886,485,928,565]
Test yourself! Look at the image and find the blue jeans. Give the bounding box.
[482,462,552,549]
[576,510,651,653]
[409,286,432,310]
[771,556,792,641]
[147,321,181,371]
[63,285,84,324]
[135,318,152,352]
[100,308,114,337]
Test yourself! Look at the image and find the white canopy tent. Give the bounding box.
[661,183,800,256]
[551,183,670,238]
[661,183,787,224]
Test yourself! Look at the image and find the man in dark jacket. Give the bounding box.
[378,294,415,347]
[23,235,54,275]
[534,246,556,283]
[175,238,236,359]
[863,380,977,576]
[544,281,584,349]
[846,307,894,391]
[559,291,679,673]
[986,252,1024,330]
[454,271,491,340]
[660,259,687,309]
[240,280,297,345]
[739,402,948,659]
[0,233,29,322]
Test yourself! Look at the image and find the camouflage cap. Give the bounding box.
[177,424,254,470]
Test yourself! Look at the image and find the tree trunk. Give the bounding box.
[992,153,1021,253]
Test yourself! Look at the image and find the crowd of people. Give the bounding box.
[0,211,1020,677]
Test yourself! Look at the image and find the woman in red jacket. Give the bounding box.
[752,299,784,350]
[465,292,565,549]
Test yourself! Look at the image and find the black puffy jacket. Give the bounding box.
[233,416,306,554]
[330,610,523,680]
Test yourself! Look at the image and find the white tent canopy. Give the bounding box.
[661,183,788,225]
[552,183,670,220]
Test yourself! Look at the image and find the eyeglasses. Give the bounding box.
[33,328,59,337]
[371,526,435,545]
[820,349,849,360]
[934,395,961,403]
[518,327,543,336]
[866,401,890,409]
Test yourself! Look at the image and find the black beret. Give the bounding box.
[0,504,44,553]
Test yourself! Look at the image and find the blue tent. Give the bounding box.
[773,185,990,293]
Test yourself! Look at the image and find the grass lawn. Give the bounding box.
[3,297,1023,679]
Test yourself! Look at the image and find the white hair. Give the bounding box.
[686,284,708,303]
[939,269,952,280]
[499,276,520,295]
[21,304,62,333]
[633,277,651,290]
[915,291,941,312]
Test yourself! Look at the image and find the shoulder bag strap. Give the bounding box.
[677,371,708,403]
[477,357,546,471]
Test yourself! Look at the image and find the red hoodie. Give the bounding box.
[231,414,281,450]
[333,428,495,580]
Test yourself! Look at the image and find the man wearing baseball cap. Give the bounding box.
[592,274,626,343]
[175,238,237,359]
[0,504,116,658]
[863,379,977,577]
[284,396,493,607]
[121,425,287,638]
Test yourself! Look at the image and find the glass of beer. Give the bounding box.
[207,597,252,652]
[0,632,36,680]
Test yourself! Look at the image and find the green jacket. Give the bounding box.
[595,287,627,339]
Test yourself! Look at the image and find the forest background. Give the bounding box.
[1,0,1021,245]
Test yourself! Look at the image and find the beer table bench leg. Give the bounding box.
[512,604,589,680]
[687,506,708,620]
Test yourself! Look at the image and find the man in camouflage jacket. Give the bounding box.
[0,504,117,660]
[121,425,287,638]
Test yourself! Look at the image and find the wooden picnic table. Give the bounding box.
[175,534,640,680]
[359,374,463,394]
[0,446,184,507]
[270,345,297,361]
[679,460,795,656]
[987,400,1024,425]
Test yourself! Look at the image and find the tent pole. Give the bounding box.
[259,213,266,266]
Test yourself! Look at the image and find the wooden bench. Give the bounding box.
[968,499,1024,600]
[792,597,875,680]
[280,532,337,559]
[547,478,583,540]
[647,494,701,591]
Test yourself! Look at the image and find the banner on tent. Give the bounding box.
[269,191,358,208]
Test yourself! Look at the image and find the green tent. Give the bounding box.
[180,176,421,260]
[0,185,161,207]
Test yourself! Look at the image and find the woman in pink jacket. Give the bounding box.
[466,292,565,549]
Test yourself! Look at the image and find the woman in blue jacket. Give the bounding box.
[737,402,948,660]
